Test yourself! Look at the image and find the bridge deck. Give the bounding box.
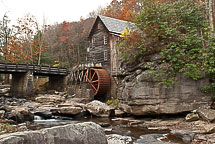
[0,63,69,76]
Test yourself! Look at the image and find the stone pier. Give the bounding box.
[10,71,35,97]
[48,75,67,92]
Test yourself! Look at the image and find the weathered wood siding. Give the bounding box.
[87,20,110,66]
[110,34,121,76]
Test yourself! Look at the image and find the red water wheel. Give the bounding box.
[84,68,110,96]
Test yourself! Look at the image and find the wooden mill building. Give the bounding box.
[87,15,134,76]
[71,16,134,100]
[84,15,134,99]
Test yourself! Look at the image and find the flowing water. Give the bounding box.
[30,115,184,143]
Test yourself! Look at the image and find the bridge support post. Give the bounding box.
[48,75,67,92]
[10,71,35,97]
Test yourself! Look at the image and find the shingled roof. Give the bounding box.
[89,15,135,37]
[99,15,134,34]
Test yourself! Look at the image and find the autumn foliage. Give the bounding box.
[1,14,47,64]
[101,0,142,21]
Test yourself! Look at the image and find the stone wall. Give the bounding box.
[116,54,212,116]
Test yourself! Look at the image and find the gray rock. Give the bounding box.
[185,113,199,122]
[107,134,132,144]
[58,106,83,115]
[58,100,85,108]
[34,110,53,119]
[134,134,174,144]
[7,106,33,123]
[22,102,42,110]
[207,138,215,143]
[34,106,60,118]
[197,107,215,122]
[0,122,107,144]
[86,100,113,117]
[170,130,195,144]
[115,109,126,117]
[0,88,10,94]
[117,71,211,116]
[0,110,5,119]
[35,94,65,104]
[203,124,215,133]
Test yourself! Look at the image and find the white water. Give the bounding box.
[34,115,43,120]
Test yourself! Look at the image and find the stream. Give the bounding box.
[31,115,184,144]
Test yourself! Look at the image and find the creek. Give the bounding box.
[31,115,184,144]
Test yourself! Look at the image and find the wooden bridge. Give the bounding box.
[0,63,70,97]
[0,63,69,76]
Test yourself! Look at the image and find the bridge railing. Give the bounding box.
[0,63,69,75]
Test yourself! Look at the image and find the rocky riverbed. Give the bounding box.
[0,86,215,143]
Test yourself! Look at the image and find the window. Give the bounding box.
[104,35,107,45]
[104,50,108,61]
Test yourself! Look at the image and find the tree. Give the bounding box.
[101,0,143,21]
[118,0,215,89]
[43,17,94,67]
[57,21,72,66]
[119,0,137,21]
[0,13,12,61]
[2,14,47,64]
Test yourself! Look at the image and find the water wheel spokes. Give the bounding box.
[83,68,110,96]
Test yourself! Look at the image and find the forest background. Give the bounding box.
[0,0,214,72]
[0,0,145,68]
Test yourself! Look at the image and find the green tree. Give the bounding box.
[119,0,215,91]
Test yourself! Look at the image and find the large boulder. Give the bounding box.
[0,122,107,144]
[86,100,113,117]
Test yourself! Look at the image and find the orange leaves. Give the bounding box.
[123,31,142,47]
[2,14,47,64]
[119,0,137,21]
[102,0,141,22]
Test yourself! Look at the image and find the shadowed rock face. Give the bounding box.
[117,54,211,116]
[0,122,107,144]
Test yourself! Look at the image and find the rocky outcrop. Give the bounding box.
[116,55,211,115]
[0,122,107,144]
[35,94,65,104]
[86,100,113,117]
